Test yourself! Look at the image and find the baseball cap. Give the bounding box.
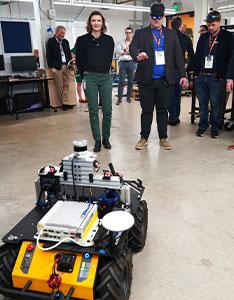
[150,3,165,18]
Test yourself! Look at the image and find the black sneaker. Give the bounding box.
[116,100,122,105]
[94,140,101,152]
[102,138,111,149]
[126,97,131,103]
[211,130,219,139]
[196,128,206,137]
[168,119,180,126]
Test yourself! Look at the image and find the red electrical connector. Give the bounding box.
[47,254,62,290]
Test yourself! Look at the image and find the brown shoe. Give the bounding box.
[135,138,148,150]
[159,139,172,150]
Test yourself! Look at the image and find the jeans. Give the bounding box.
[168,72,181,122]
[84,72,112,141]
[118,60,136,100]
[194,75,225,132]
[138,78,173,139]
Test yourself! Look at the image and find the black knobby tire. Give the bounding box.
[128,200,148,252]
[0,243,20,288]
[95,249,132,300]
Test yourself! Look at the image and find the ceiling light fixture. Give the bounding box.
[53,0,175,14]
[216,5,234,11]
[12,0,175,14]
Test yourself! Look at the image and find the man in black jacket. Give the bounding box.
[129,3,187,150]
[46,25,72,110]
[168,16,195,126]
[194,11,234,138]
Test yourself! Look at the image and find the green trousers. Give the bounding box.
[84,72,112,141]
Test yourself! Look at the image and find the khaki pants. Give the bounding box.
[51,65,69,105]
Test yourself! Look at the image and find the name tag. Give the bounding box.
[61,51,66,63]
[205,55,214,69]
[155,51,165,65]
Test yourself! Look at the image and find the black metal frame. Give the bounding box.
[0,285,76,300]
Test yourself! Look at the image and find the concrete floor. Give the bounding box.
[0,94,234,300]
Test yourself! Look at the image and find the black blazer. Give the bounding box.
[194,29,234,79]
[46,36,72,70]
[175,29,195,66]
[227,51,234,80]
[129,26,186,85]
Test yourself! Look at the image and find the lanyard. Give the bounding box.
[125,39,130,49]
[152,29,163,48]
[56,37,64,52]
[208,35,217,55]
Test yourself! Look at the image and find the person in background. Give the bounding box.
[168,16,195,126]
[129,3,187,151]
[75,11,115,152]
[199,24,208,36]
[226,51,234,91]
[71,47,86,104]
[46,25,72,111]
[181,24,187,34]
[115,27,136,105]
[194,10,234,138]
[33,49,40,68]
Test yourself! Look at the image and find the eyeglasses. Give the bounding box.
[151,15,163,20]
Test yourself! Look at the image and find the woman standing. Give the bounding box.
[75,11,114,152]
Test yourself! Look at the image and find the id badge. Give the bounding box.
[61,52,66,63]
[205,55,214,69]
[155,51,165,65]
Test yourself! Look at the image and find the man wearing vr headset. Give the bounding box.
[130,3,186,151]
[194,10,234,138]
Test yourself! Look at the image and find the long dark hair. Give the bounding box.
[86,11,107,34]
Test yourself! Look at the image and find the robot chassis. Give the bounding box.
[0,140,148,300]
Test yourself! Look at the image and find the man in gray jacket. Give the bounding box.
[115,27,136,105]
[130,3,187,150]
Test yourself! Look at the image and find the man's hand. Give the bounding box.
[180,77,188,88]
[226,79,233,91]
[137,52,149,61]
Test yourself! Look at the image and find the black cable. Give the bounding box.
[8,3,12,18]
[71,156,77,201]
[74,7,85,21]
[38,0,50,19]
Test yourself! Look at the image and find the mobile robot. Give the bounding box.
[0,140,148,300]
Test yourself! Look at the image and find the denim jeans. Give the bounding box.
[118,60,136,100]
[194,75,225,132]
